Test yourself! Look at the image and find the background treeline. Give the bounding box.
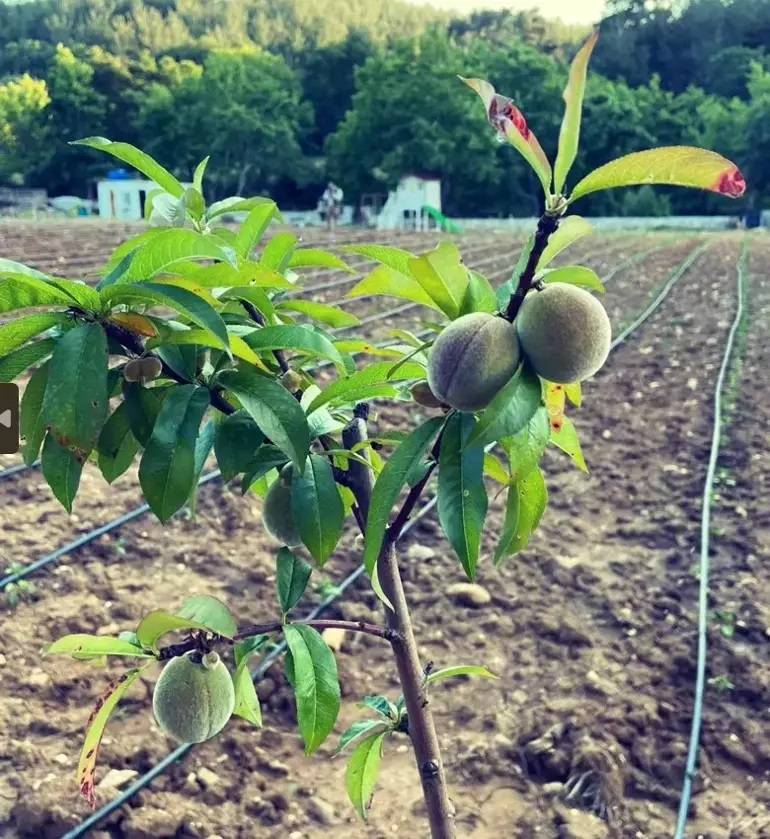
[0,0,768,216]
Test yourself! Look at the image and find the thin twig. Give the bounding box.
[158,618,395,660]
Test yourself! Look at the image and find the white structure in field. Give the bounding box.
[97,177,156,220]
[376,174,441,230]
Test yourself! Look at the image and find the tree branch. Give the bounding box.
[341,409,455,839]
[157,618,395,661]
[388,432,443,544]
[503,211,560,321]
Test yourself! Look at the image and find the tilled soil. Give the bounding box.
[1,225,764,839]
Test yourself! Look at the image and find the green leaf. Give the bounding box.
[538,216,593,270]
[461,76,552,196]
[291,454,345,566]
[363,417,444,581]
[306,361,425,413]
[550,415,588,472]
[176,595,236,637]
[241,444,290,492]
[42,322,108,454]
[437,413,488,580]
[214,410,264,481]
[0,273,76,313]
[206,195,277,221]
[101,229,164,278]
[539,265,605,293]
[569,146,746,203]
[138,384,210,522]
[276,299,361,328]
[466,364,542,448]
[192,156,209,192]
[97,402,139,484]
[337,719,391,754]
[276,547,312,613]
[0,257,51,281]
[104,282,230,351]
[232,655,262,727]
[503,406,550,479]
[341,243,416,275]
[495,466,548,561]
[359,695,398,719]
[260,232,297,272]
[20,361,49,465]
[150,328,262,368]
[123,382,167,447]
[219,367,310,468]
[172,261,292,289]
[46,634,152,660]
[283,624,340,754]
[41,432,84,512]
[289,248,352,273]
[346,731,386,820]
[72,137,184,197]
[459,270,497,315]
[76,666,148,807]
[234,201,278,258]
[346,265,442,313]
[0,337,54,383]
[483,452,510,485]
[135,610,210,653]
[425,664,498,686]
[242,325,345,370]
[116,229,235,282]
[183,187,206,221]
[0,312,69,356]
[407,242,469,319]
[46,278,102,310]
[553,31,598,194]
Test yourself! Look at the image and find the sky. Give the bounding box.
[405,0,607,25]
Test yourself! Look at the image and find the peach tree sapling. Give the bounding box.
[0,32,745,838]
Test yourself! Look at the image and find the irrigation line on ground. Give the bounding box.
[60,494,439,839]
[0,473,222,590]
[673,238,749,839]
[0,236,697,589]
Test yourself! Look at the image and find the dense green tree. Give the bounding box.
[0,73,52,184]
[137,48,309,198]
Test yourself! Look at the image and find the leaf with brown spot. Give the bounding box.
[77,666,148,808]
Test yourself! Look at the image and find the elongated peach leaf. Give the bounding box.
[569,147,746,203]
[460,76,552,196]
[538,215,593,270]
[77,666,149,807]
[554,31,598,194]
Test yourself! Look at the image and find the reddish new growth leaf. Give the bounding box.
[489,94,530,141]
[715,165,746,198]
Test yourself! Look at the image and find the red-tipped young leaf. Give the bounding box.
[461,76,552,196]
[569,146,746,203]
[554,30,599,194]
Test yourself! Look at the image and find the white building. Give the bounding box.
[97,178,156,220]
[376,174,442,230]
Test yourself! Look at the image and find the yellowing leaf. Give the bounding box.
[550,415,587,472]
[108,312,158,338]
[461,76,552,196]
[570,146,746,203]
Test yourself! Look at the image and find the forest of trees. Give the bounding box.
[0,0,768,216]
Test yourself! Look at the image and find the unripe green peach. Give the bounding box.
[153,651,235,743]
[262,465,301,546]
[516,283,611,384]
[427,313,521,412]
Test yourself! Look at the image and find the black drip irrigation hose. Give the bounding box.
[60,495,438,839]
[674,239,750,838]
[58,235,709,837]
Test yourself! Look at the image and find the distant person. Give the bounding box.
[320,181,344,231]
